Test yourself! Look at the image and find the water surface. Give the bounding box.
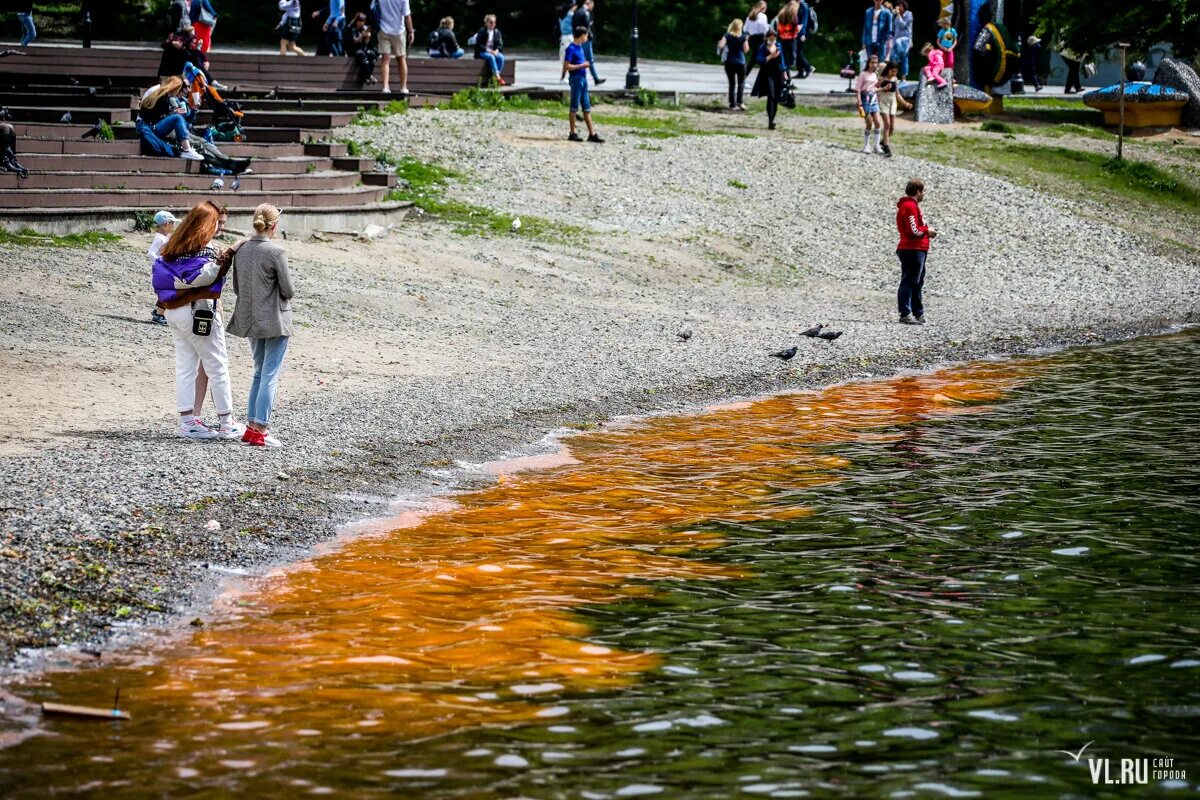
[1,331,1198,798]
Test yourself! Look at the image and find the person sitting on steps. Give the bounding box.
[137,78,205,160]
[428,16,464,58]
[473,14,507,85]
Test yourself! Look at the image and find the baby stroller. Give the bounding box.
[185,63,247,143]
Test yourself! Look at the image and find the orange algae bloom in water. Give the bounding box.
[1,360,1033,788]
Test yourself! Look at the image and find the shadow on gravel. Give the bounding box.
[96,313,162,326]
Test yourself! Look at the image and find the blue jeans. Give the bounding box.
[581,39,601,82]
[479,51,505,77]
[153,113,189,143]
[569,77,591,112]
[18,12,36,46]
[893,37,911,78]
[865,41,886,60]
[247,336,289,426]
[431,48,464,58]
[897,249,927,317]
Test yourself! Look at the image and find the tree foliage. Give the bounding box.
[1033,0,1199,60]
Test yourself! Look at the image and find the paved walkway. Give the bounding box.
[2,39,1085,98]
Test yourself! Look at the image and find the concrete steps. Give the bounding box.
[0,185,389,210]
[0,169,364,192]
[15,152,333,174]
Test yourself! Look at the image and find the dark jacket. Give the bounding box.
[433,26,460,55]
[473,26,504,58]
[750,43,787,98]
[158,30,203,77]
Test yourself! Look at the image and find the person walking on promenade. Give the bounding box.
[277,0,307,55]
[890,0,912,78]
[376,0,413,94]
[862,0,893,61]
[473,14,507,85]
[1022,34,1043,91]
[744,0,769,79]
[564,25,604,143]
[772,2,799,82]
[793,0,813,79]
[558,2,577,82]
[572,0,606,85]
[750,28,788,130]
[718,18,749,110]
[12,0,36,46]
[189,0,217,52]
[228,204,293,448]
[152,201,245,440]
[313,0,346,55]
[895,178,936,325]
[856,52,883,154]
[1060,45,1083,93]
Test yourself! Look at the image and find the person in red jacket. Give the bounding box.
[895,179,937,324]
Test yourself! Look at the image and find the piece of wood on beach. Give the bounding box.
[41,702,131,721]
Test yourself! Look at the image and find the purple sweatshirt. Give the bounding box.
[152,253,226,308]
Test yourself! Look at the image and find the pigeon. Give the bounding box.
[800,324,824,337]
[86,85,97,96]
[59,111,72,124]
[209,177,224,190]
[676,329,692,342]
[68,75,79,85]
[0,49,30,58]
[265,86,279,100]
[80,119,104,140]
[231,177,240,191]
[511,217,521,232]
[770,346,798,361]
[297,97,304,109]
[817,330,843,341]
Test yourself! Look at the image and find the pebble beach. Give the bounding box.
[1,106,1197,666]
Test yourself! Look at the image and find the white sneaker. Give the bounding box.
[178,419,218,440]
[262,433,283,448]
[180,148,205,161]
[872,143,884,154]
[860,145,871,153]
[215,416,246,440]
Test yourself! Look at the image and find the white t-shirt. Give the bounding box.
[744,12,769,36]
[149,232,169,262]
[376,0,410,36]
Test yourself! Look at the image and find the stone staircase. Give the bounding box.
[0,43,517,234]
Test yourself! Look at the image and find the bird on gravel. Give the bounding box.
[801,323,824,337]
[59,111,72,124]
[209,177,224,191]
[770,345,799,361]
[676,329,693,342]
[817,330,843,341]
[80,120,104,140]
[231,177,241,191]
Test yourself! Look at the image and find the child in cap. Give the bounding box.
[148,210,178,325]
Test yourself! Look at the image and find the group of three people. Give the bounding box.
[152,201,294,448]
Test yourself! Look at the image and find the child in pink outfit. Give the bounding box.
[921,43,947,87]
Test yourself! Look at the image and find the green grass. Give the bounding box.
[0,228,121,248]
[443,86,562,112]
[999,96,1105,126]
[898,135,1200,221]
[1039,122,1116,141]
[352,99,408,126]
[790,103,855,118]
[728,179,748,190]
[979,120,1029,135]
[385,156,585,242]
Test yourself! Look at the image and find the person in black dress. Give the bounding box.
[750,29,788,129]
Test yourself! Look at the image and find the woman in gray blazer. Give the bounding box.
[228,204,293,447]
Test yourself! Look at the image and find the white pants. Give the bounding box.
[559,34,572,65]
[165,304,233,416]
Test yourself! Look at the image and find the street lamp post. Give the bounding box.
[625,0,640,91]
[1117,42,1129,160]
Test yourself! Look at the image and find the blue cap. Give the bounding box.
[154,210,179,226]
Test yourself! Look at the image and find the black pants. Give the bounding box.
[725,61,745,107]
[764,73,780,125]
[1063,56,1082,92]
[0,122,15,155]
[897,249,927,317]
[746,34,764,77]
[794,39,812,76]
[781,38,797,74]
[354,48,378,86]
[1022,46,1042,89]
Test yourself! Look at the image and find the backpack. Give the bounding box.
[427,29,441,53]
[808,8,818,34]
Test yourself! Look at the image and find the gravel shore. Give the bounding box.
[1,107,1197,666]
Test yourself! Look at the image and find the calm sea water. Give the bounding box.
[1,330,1198,798]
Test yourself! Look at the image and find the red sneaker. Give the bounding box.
[242,428,266,447]
[497,76,507,86]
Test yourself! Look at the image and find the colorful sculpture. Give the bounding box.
[1082,83,1190,128]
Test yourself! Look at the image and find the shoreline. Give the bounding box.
[1,318,1191,677]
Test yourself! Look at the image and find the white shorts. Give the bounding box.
[878,91,898,116]
[379,32,407,56]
